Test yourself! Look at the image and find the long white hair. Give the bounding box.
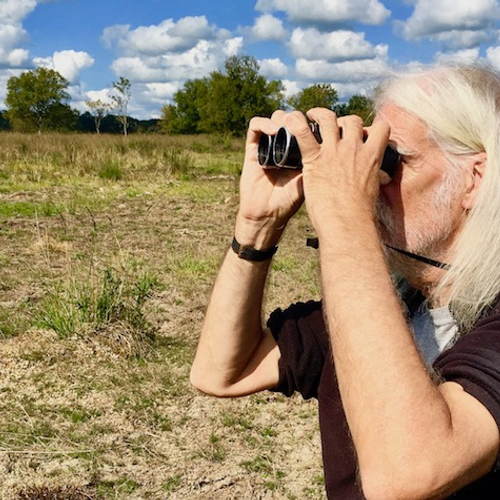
[374,64,500,331]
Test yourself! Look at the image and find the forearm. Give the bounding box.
[317,216,464,497]
[190,219,282,396]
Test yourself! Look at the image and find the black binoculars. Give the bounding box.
[258,124,400,178]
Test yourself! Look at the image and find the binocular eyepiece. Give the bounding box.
[258,123,400,178]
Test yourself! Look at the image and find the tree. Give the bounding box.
[161,55,284,135]
[111,77,131,136]
[287,84,338,114]
[5,67,73,133]
[164,78,209,134]
[200,55,284,135]
[85,99,111,134]
[335,95,375,124]
[0,111,9,131]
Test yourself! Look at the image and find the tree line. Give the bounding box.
[0,55,374,136]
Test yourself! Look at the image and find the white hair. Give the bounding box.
[374,64,500,331]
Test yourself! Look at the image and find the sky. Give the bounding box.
[3,0,500,120]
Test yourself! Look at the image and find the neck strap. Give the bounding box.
[384,245,451,270]
[306,238,450,271]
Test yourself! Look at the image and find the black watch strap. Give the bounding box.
[231,237,278,261]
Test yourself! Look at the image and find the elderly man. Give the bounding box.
[190,64,500,499]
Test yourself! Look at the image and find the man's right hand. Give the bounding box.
[235,111,305,249]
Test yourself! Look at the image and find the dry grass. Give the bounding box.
[0,132,324,499]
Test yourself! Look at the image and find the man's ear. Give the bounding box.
[462,153,487,211]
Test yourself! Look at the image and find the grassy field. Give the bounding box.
[0,132,324,499]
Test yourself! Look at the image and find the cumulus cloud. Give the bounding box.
[434,48,480,64]
[486,45,500,70]
[0,0,37,67]
[258,58,288,78]
[396,0,500,48]
[248,14,287,41]
[85,88,114,105]
[0,0,37,24]
[102,15,244,97]
[102,16,226,56]
[142,82,181,102]
[99,15,245,118]
[295,44,390,83]
[255,0,390,25]
[290,28,380,62]
[33,50,95,83]
[109,32,243,84]
[281,79,302,100]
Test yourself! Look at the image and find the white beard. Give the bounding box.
[376,171,464,263]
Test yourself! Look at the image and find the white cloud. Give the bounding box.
[0,0,37,24]
[34,50,95,83]
[434,48,480,64]
[110,36,243,83]
[290,28,379,62]
[102,16,225,56]
[86,88,114,105]
[258,58,288,78]
[0,0,37,67]
[142,82,181,102]
[295,47,390,83]
[281,79,301,100]
[396,0,500,48]
[486,46,500,70]
[248,14,287,41]
[102,15,244,92]
[255,0,390,25]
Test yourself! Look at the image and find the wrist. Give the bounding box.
[231,237,278,262]
[234,214,286,249]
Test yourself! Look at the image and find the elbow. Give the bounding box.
[189,365,232,397]
[359,461,443,500]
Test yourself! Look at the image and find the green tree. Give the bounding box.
[200,55,284,135]
[111,77,131,136]
[335,95,374,124]
[5,67,73,133]
[159,104,177,134]
[287,84,338,114]
[162,55,284,135]
[0,111,9,131]
[165,78,209,134]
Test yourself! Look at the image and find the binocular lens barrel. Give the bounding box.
[258,125,399,177]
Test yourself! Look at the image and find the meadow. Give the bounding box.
[0,132,324,499]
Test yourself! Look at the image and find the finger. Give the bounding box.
[365,121,391,157]
[283,111,322,161]
[337,115,365,141]
[305,107,340,144]
[246,115,280,149]
[271,109,287,126]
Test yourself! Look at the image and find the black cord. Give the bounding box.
[306,238,450,270]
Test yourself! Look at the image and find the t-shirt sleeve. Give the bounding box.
[267,300,329,400]
[434,304,500,470]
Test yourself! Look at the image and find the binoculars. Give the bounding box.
[258,124,400,178]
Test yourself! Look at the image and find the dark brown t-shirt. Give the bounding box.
[268,300,500,499]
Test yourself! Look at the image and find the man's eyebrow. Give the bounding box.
[388,140,416,157]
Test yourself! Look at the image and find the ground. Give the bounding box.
[0,133,325,499]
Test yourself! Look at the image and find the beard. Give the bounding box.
[376,169,464,268]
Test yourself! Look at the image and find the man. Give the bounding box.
[190,64,500,498]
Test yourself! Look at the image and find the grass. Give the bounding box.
[0,131,324,499]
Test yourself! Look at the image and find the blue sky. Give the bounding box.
[3,0,500,119]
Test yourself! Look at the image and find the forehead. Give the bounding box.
[374,103,431,152]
